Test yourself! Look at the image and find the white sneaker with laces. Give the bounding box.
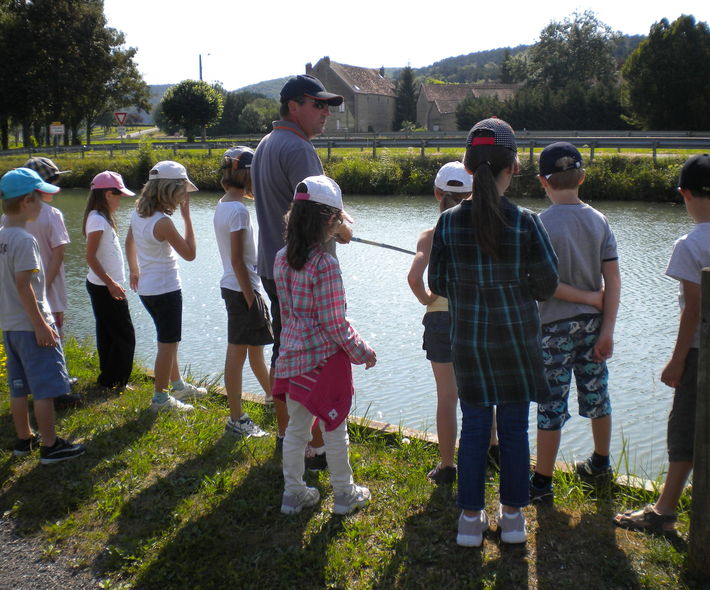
[172,382,208,400]
[457,510,489,547]
[498,506,527,544]
[281,487,320,515]
[225,414,268,438]
[333,485,371,515]
[150,395,194,413]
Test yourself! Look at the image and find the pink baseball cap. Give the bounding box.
[90,171,135,197]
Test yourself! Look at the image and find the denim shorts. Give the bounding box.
[537,314,611,430]
[422,311,452,363]
[667,349,697,463]
[139,289,182,343]
[3,329,70,399]
[221,288,274,346]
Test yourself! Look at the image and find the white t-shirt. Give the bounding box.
[129,210,180,296]
[666,222,710,349]
[0,226,53,331]
[213,198,260,292]
[85,211,126,286]
[25,202,70,313]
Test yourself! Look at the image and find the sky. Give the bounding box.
[102,1,710,91]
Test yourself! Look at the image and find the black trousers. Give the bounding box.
[86,280,135,388]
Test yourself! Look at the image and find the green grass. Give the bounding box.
[0,337,703,589]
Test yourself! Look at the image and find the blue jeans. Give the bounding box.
[458,400,530,511]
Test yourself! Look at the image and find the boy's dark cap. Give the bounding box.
[539,142,583,177]
[679,154,710,193]
[221,146,254,170]
[280,74,343,106]
[467,117,517,152]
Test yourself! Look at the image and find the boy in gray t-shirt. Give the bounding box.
[0,168,85,464]
[615,154,710,535]
[530,143,621,504]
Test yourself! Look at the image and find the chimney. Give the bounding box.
[379,66,385,77]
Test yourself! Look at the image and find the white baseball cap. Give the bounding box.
[434,161,473,193]
[293,175,343,211]
[148,161,198,192]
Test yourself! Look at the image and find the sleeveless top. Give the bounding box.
[129,210,180,296]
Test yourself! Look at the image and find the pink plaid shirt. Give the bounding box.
[273,244,374,378]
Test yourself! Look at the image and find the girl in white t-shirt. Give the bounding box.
[214,147,272,437]
[83,171,136,389]
[125,161,206,412]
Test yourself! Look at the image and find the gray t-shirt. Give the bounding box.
[666,222,710,349]
[0,226,52,331]
[252,119,324,279]
[538,203,618,325]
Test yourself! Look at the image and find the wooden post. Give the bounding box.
[590,143,595,163]
[652,142,658,164]
[327,141,332,161]
[372,137,377,159]
[420,140,425,158]
[689,268,710,579]
[529,142,534,164]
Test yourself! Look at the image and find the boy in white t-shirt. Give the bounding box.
[615,154,710,535]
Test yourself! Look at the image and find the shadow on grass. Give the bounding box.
[0,409,157,533]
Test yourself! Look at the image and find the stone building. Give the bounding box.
[306,57,396,133]
[417,82,521,131]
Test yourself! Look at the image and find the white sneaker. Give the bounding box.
[498,506,527,544]
[281,487,320,515]
[225,414,268,438]
[150,395,194,413]
[457,511,489,547]
[172,382,208,400]
[333,485,371,515]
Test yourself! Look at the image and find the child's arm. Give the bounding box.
[154,198,196,261]
[554,283,604,311]
[230,229,255,306]
[593,259,621,361]
[125,227,140,292]
[661,279,700,388]
[407,228,438,306]
[44,244,65,288]
[15,270,58,347]
[86,230,125,300]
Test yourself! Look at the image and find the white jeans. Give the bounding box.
[283,395,354,495]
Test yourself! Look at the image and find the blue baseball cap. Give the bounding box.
[0,167,61,200]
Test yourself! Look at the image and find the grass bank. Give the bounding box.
[0,337,702,589]
[0,145,685,202]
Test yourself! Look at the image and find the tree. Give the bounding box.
[208,90,264,136]
[237,98,279,134]
[622,15,710,130]
[159,80,224,142]
[394,66,418,130]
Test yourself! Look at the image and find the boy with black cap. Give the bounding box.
[0,168,85,463]
[530,142,621,504]
[614,154,710,534]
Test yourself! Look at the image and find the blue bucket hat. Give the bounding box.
[0,167,60,200]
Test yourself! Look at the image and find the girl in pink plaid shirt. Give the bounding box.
[273,175,376,515]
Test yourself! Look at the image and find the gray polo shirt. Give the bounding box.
[252,119,323,279]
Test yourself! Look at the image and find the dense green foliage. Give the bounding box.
[0,0,149,149]
[160,80,224,143]
[394,67,419,130]
[622,15,710,130]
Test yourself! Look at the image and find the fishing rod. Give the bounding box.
[351,236,416,256]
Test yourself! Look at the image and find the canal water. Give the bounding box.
[55,189,691,478]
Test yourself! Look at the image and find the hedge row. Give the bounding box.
[0,147,685,202]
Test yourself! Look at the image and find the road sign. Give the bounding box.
[117,126,127,137]
[114,111,127,126]
[49,123,65,136]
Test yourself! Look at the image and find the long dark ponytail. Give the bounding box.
[463,119,517,259]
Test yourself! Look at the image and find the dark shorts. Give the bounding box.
[261,277,282,367]
[422,311,452,363]
[667,349,698,463]
[221,288,274,346]
[139,289,182,343]
[4,329,70,399]
[537,314,611,431]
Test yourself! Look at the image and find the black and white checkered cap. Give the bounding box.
[467,118,517,152]
[23,157,70,181]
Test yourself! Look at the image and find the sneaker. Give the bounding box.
[498,507,527,544]
[575,456,613,480]
[427,464,457,485]
[150,395,194,413]
[456,510,489,547]
[281,486,320,515]
[39,437,86,465]
[333,485,371,515]
[171,382,208,400]
[529,474,554,505]
[54,393,83,409]
[225,414,268,438]
[13,433,41,457]
[305,450,328,471]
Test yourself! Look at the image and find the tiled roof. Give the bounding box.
[329,61,396,97]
